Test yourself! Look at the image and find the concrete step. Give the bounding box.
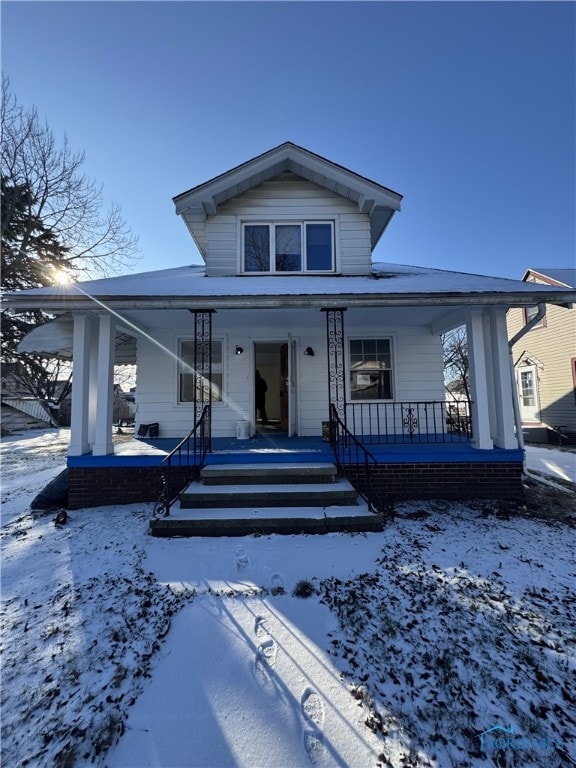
[201,462,337,486]
[179,478,358,509]
[149,502,383,537]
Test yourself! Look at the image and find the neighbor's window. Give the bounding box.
[524,305,545,328]
[179,339,223,403]
[349,338,394,400]
[243,222,334,273]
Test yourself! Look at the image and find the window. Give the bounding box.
[349,338,394,400]
[243,222,334,273]
[524,305,545,328]
[178,339,223,403]
[519,368,536,407]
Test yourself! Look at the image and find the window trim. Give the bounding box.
[348,335,396,402]
[176,336,225,406]
[240,219,336,274]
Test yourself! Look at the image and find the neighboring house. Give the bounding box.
[1,365,58,433]
[507,267,576,444]
[4,143,575,513]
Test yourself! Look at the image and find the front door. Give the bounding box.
[516,365,540,422]
[255,341,296,435]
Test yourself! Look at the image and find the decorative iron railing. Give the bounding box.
[329,404,378,512]
[153,405,211,518]
[344,400,473,445]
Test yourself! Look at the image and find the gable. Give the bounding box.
[173,143,402,261]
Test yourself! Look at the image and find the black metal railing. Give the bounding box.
[344,400,473,445]
[153,405,211,517]
[329,404,378,513]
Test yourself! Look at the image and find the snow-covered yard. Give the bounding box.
[1,429,575,768]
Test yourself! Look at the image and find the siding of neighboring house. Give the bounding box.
[508,291,576,436]
[204,175,372,277]
[134,315,445,439]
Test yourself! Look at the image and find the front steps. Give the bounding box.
[149,462,383,537]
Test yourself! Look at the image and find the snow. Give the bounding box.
[8,261,575,301]
[1,429,575,768]
[525,445,576,484]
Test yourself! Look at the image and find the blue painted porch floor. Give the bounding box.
[68,433,523,467]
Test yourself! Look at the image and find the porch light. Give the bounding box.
[235,346,244,355]
[304,347,315,356]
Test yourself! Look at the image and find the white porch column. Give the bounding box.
[69,314,96,456]
[488,308,518,449]
[92,314,115,456]
[466,310,493,449]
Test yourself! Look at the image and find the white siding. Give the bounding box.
[133,311,445,439]
[204,176,372,277]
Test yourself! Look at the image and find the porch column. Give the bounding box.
[466,310,493,449]
[488,308,518,449]
[322,308,346,423]
[69,313,96,456]
[92,314,115,456]
[189,310,213,448]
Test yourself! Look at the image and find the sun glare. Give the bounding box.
[53,268,72,285]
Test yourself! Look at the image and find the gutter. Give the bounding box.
[507,303,571,493]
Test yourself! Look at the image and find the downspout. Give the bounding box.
[508,303,569,492]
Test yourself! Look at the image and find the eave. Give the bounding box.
[5,290,574,313]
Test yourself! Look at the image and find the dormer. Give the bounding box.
[173,142,402,277]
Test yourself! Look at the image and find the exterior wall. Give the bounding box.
[133,310,445,440]
[507,298,576,435]
[204,175,372,277]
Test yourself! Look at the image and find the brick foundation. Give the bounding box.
[68,461,524,509]
[68,466,193,510]
[343,462,524,503]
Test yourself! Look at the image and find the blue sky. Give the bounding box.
[2,1,574,280]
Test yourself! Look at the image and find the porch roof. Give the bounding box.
[5,261,575,313]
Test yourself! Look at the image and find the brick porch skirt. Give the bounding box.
[67,462,523,510]
[67,466,193,510]
[345,462,523,503]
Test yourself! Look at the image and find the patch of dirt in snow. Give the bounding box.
[0,506,191,768]
[319,501,576,768]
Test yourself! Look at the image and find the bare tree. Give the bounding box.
[1,77,140,423]
[442,326,471,406]
[1,76,139,283]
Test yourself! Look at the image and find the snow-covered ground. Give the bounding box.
[1,429,575,768]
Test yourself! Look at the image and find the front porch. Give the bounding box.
[67,431,524,511]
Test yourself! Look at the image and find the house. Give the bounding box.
[507,268,576,444]
[4,143,575,525]
[1,363,60,434]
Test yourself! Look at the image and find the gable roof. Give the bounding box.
[173,142,403,255]
[523,267,576,288]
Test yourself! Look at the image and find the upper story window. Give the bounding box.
[242,222,334,273]
[524,305,545,328]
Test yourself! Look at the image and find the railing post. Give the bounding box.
[323,308,347,427]
[189,309,214,453]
